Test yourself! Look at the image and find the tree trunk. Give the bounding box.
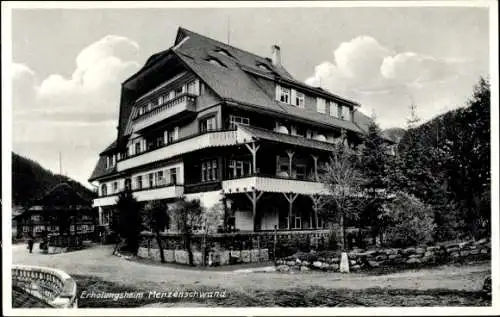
[340,212,346,251]
[186,233,193,266]
[155,229,165,263]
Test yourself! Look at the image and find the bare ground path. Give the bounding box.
[12,243,490,293]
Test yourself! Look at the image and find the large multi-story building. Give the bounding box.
[89,27,388,233]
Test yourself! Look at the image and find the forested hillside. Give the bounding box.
[393,77,490,240]
[12,152,96,208]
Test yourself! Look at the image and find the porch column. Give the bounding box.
[283,192,299,230]
[309,194,323,229]
[286,150,295,178]
[244,190,264,232]
[98,207,103,226]
[311,155,319,181]
[245,142,260,175]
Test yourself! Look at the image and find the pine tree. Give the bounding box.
[115,189,143,255]
[359,119,391,243]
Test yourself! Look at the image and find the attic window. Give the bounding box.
[206,58,226,68]
[215,48,234,58]
[257,63,272,72]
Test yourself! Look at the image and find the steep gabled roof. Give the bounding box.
[239,125,337,152]
[88,153,119,182]
[32,182,91,208]
[171,27,364,134]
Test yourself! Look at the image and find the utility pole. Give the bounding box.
[59,151,62,175]
[226,16,230,45]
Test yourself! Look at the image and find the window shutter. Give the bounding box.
[164,129,169,144]
[275,84,281,101]
[291,89,297,106]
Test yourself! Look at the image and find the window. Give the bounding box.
[156,136,164,148]
[228,160,250,178]
[200,116,216,132]
[149,173,154,188]
[113,181,118,193]
[295,165,306,180]
[136,176,143,190]
[215,48,233,58]
[158,96,163,106]
[338,105,351,120]
[166,128,175,144]
[147,102,153,112]
[295,126,306,138]
[187,80,198,95]
[106,156,110,169]
[138,107,144,116]
[125,178,131,190]
[229,115,250,129]
[135,142,141,154]
[295,91,305,108]
[201,160,218,182]
[317,97,326,113]
[279,86,291,104]
[317,217,324,229]
[329,101,339,118]
[157,171,164,185]
[174,86,184,97]
[170,168,177,184]
[293,216,302,229]
[258,63,272,72]
[101,184,107,196]
[31,215,41,222]
[207,58,226,68]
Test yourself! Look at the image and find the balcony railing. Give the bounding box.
[12,265,78,308]
[221,174,330,196]
[132,93,197,132]
[93,184,184,207]
[117,129,244,172]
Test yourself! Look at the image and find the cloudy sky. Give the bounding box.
[9,5,491,187]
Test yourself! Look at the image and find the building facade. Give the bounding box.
[14,183,96,238]
[89,27,391,233]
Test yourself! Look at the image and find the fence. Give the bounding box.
[138,227,371,266]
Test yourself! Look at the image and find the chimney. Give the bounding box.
[271,44,281,67]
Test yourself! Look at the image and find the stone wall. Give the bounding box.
[12,264,78,308]
[275,238,491,273]
[137,246,269,266]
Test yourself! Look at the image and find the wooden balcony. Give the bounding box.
[117,129,248,172]
[92,185,184,207]
[221,175,330,196]
[132,94,197,132]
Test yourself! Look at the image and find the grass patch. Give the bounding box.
[73,274,491,307]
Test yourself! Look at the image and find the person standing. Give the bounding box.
[27,234,34,253]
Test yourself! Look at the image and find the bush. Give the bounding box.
[381,192,436,248]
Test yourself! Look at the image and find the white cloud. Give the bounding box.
[36,35,140,122]
[13,35,140,123]
[335,36,391,81]
[305,35,472,128]
[12,63,37,108]
[381,52,454,86]
[12,35,140,186]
